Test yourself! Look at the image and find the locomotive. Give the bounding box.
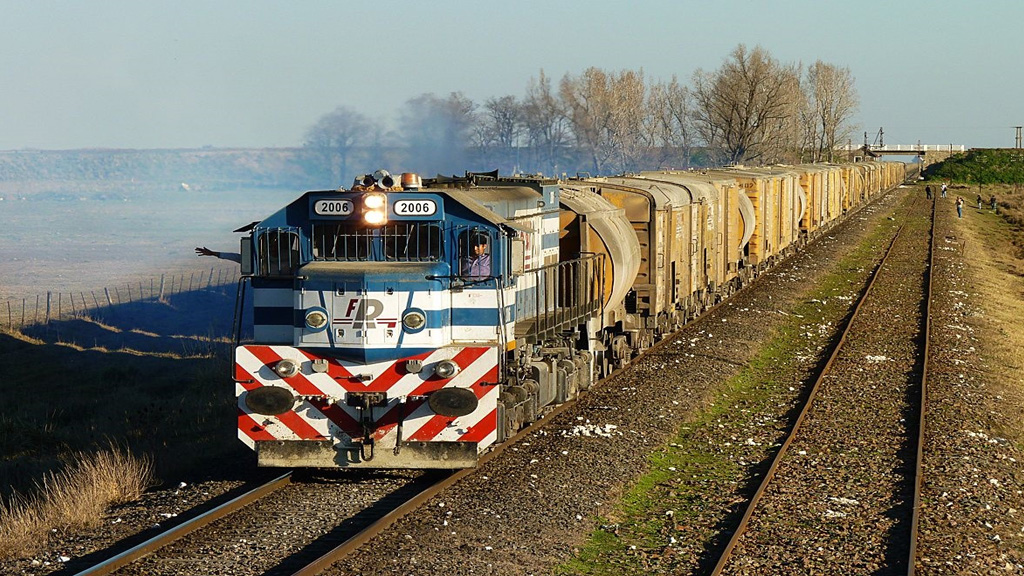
[232,163,907,468]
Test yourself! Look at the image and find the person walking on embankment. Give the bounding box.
[956,196,964,218]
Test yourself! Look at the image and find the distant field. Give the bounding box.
[0,186,297,303]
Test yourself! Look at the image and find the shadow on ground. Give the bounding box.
[0,285,254,501]
[18,286,246,355]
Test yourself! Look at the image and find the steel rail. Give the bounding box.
[288,389,583,576]
[907,195,936,575]
[709,211,912,575]
[73,471,292,576]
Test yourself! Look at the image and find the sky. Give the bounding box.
[2,1,1021,151]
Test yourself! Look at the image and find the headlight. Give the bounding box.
[305,309,328,330]
[364,210,387,225]
[402,310,426,331]
[433,359,460,379]
[244,386,296,416]
[273,358,300,378]
[362,192,388,226]
[363,192,386,209]
[428,387,478,417]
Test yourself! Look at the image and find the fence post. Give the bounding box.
[7,300,11,328]
[91,291,100,309]
[22,298,26,326]
[46,291,51,324]
[188,272,195,292]
[104,287,113,306]
[207,267,214,288]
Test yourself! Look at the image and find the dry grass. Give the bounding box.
[0,445,154,559]
[954,183,1024,257]
[953,197,1024,442]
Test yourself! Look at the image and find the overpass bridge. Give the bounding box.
[835,143,966,166]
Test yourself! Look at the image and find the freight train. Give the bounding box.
[232,162,907,468]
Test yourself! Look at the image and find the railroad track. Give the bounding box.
[708,195,936,574]
[70,394,586,576]
[70,469,440,576]
[73,472,293,576]
[69,295,759,576]
[67,191,922,576]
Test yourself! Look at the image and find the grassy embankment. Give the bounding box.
[0,288,245,558]
[929,153,1024,443]
[926,148,1024,257]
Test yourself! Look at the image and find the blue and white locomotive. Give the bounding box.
[233,170,639,468]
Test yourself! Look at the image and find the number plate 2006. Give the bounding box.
[313,199,354,216]
[394,199,437,216]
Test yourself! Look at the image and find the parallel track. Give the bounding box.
[708,196,934,574]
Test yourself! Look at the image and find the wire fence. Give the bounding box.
[3,266,240,330]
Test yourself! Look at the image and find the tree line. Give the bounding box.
[305,44,859,181]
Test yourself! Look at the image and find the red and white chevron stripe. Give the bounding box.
[235,345,499,457]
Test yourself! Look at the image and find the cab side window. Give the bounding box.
[459,230,491,278]
[257,229,300,275]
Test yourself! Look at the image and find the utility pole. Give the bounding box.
[1015,126,1022,148]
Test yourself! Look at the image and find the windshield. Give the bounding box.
[312,222,442,262]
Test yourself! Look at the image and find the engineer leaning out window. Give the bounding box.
[460,232,490,277]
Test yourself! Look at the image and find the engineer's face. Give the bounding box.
[473,243,487,256]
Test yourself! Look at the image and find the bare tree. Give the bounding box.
[522,70,570,176]
[303,106,373,185]
[400,92,478,175]
[806,61,858,162]
[759,63,805,164]
[560,67,654,174]
[477,95,523,173]
[649,76,693,168]
[560,67,617,174]
[691,45,800,165]
[608,69,653,172]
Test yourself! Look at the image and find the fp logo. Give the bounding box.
[344,298,383,329]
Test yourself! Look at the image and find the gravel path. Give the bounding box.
[915,201,1024,574]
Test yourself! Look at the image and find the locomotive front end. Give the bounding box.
[234,172,505,468]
